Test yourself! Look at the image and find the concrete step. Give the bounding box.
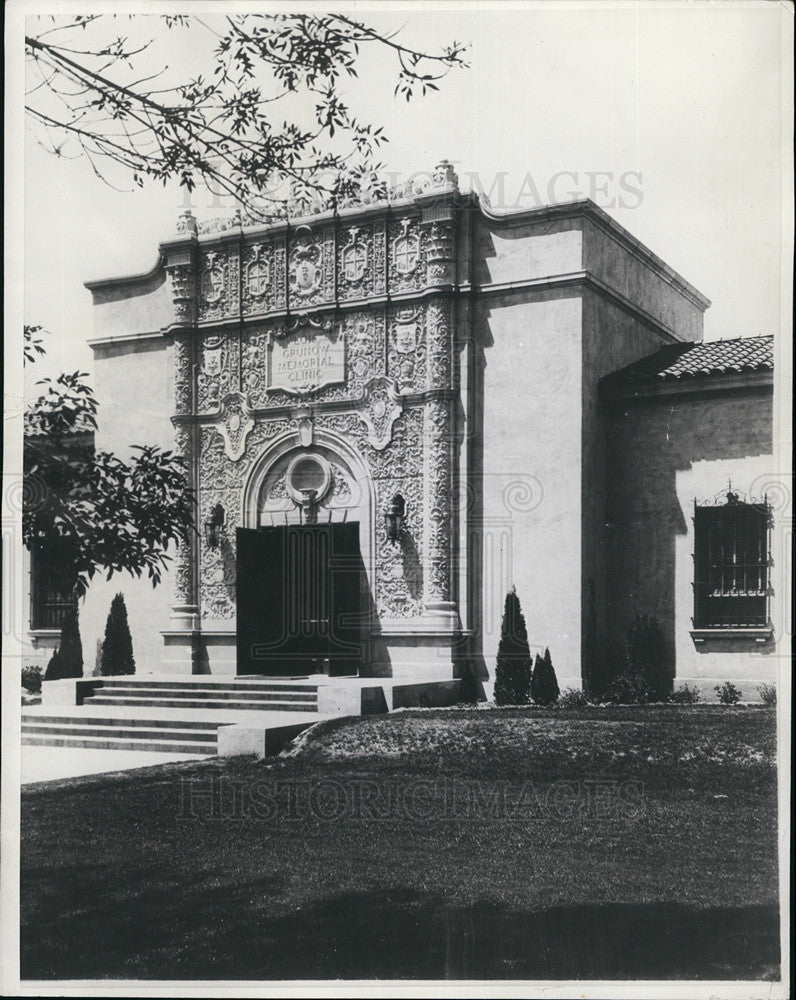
[21,734,216,755]
[22,723,217,743]
[82,696,318,712]
[87,686,318,703]
[22,713,222,731]
[93,678,317,692]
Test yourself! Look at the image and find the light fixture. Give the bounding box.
[384,494,406,544]
[205,503,226,549]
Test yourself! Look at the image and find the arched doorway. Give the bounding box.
[238,429,374,676]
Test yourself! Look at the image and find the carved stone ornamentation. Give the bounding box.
[389,218,424,295]
[211,392,255,461]
[199,249,239,321]
[197,334,236,413]
[356,376,402,451]
[289,238,323,303]
[242,242,271,313]
[166,263,196,325]
[172,333,193,415]
[338,225,373,300]
[242,328,269,405]
[423,219,455,286]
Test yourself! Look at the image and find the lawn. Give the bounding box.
[21,705,780,981]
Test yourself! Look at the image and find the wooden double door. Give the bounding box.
[236,522,363,676]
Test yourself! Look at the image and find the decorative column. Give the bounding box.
[422,297,458,630]
[162,212,201,655]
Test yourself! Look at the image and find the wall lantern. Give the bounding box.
[384,494,406,544]
[205,503,226,549]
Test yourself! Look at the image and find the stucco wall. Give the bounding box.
[78,335,177,676]
[475,291,583,691]
[580,291,676,688]
[582,216,705,340]
[604,390,777,701]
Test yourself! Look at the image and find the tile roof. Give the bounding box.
[604,336,774,389]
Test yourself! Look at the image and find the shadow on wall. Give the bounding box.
[603,391,774,678]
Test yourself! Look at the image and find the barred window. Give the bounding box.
[29,548,73,630]
[693,493,770,628]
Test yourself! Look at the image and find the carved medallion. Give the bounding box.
[201,252,225,304]
[393,309,419,354]
[289,243,323,299]
[245,245,270,298]
[356,376,402,451]
[342,228,368,283]
[212,392,255,461]
[393,219,420,275]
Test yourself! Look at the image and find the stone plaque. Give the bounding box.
[268,326,345,395]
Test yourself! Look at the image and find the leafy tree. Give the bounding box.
[531,647,559,706]
[100,593,136,676]
[44,605,84,680]
[23,331,196,601]
[494,588,532,706]
[25,14,468,216]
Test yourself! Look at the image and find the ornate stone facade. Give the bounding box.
[158,162,463,656]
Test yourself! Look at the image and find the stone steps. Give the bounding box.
[26,676,323,757]
[21,734,216,755]
[82,696,316,711]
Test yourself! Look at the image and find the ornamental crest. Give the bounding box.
[203,338,224,376]
[290,243,323,298]
[246,245,270,298]
[393,220,420,275]
[212,391,255,461]
[201,252,225,304]
[342,228,368,283]
[393,310,419,354]
[356,376,402,451]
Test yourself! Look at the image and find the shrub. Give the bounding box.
[43,605,84,680]
[715,681,742,705]
[493,587,532,705]
[668,684,701,705]
[531,647,559,705]
[22,665,43,694]
[625,612,671,700]
[100,593,136,676]
[558,686,590,708]
[757,683,776,707]
[601,672,653,705]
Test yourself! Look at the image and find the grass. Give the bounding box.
[21,705,779,980]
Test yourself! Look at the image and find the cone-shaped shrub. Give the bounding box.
[44,605,84,680]
[493,588,532,705]
[100,593,136,676]
[531,647,560,705]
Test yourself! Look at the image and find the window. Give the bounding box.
[29,548,73,630]
[693,492,770,628]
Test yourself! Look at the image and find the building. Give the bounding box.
[24,163,784,700]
